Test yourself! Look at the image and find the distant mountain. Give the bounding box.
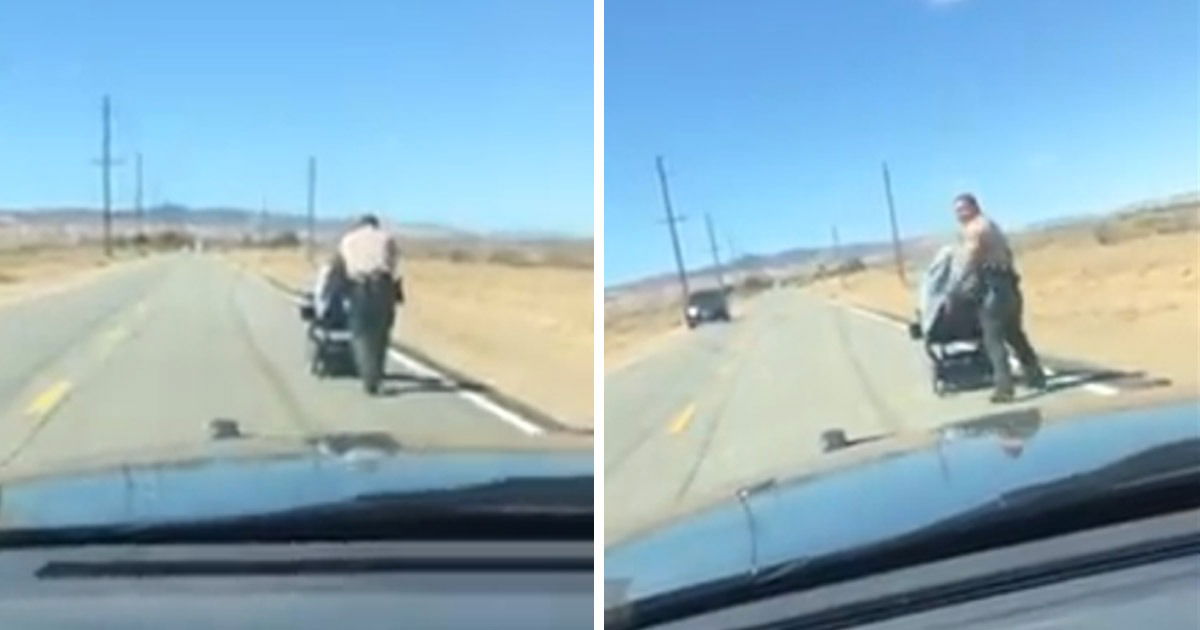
[609,240,898,292]
[0,204,477,241]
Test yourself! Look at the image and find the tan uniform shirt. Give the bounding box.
[961,214,1014,270]
[338,225,399,279]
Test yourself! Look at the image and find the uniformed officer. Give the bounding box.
[952,193,1046,402]
[338,214,400,395]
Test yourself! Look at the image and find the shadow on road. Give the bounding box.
[375,372,490,398]
[1012,367,1170,402]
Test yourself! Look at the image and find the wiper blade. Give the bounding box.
[0,475,593,547]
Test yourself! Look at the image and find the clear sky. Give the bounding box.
[606,0,1199,284]
[0,0,592,235]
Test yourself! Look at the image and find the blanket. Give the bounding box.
[918,244,968,337]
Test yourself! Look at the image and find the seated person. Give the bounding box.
[311,254,350,327]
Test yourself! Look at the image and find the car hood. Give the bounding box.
[606,401,1200,605]
[0,439,592,531]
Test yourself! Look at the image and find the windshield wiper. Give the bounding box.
[0,476,593,548]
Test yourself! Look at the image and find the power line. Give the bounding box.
[654,156,690,322]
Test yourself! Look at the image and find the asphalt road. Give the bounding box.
[605,287,1129,542]
[0,253,586,480]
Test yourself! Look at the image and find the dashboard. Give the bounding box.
[0,540,593,629]
[639,510,1200,629]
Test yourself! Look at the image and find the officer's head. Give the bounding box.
[953,193,981,225]
[357,214,380,229]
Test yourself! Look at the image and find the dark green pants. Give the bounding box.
[347,273,395,394]
[978,270,1044,396]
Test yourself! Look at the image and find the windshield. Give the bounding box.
[603,0,1199,617]
[687,291,725,309]
[0,1,593,531]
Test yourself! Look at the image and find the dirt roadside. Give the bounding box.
[226,248,594,431]
[0,247,145,309]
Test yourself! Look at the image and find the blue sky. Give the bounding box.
[0,0,592,235]
[606,0,1199,284]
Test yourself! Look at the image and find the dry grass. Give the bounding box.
[0,246,127,306]
[228,247,594,429]
[810,217,1200,397]
[604,291,685,371]
[400,237,593,269]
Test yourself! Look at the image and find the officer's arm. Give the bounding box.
[961,221,984,272]
[385,237,399,276]
[951,222,984,297]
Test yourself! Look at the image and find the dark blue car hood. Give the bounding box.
[0,446,592,531]
[606,401,1200,604]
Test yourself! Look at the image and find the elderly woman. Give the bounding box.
[311,253,350,327]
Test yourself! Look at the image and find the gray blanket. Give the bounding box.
[918,244,968,337]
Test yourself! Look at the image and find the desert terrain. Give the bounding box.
[0,245,145,307]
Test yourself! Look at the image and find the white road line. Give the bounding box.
[842,303,905,329]
[383,347,545,436]
[256,273,546,435]
[829,295,1122,398]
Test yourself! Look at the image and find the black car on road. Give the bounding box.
[685,289,731,328]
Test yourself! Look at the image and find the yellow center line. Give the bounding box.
[667,403,697,435]
[25,380,73,418]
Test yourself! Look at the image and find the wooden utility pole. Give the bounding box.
[99,96,114,256]
[882,161,907,285]
[259,196,268,245]
[306,156,317,261]
[831,224,844,287]
[134,152,144,244]
[704,213,725,291]
[654,156,690,321]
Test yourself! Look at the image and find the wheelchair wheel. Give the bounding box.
[306,335,326,378]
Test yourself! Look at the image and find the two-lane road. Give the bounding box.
[0,253,587,480]
[605,287,1128,542]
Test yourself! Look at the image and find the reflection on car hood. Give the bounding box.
[0,443,592,531]
[606,401,1200,605]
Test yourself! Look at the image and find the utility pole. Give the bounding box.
[831,224,844,287]
[654,156,690,321]
[306,156,317,262]
[881,161,907,285]
[259,196,268,245]
[96,95,116,256]
[704,213,725,291]
[134,152,144,245]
